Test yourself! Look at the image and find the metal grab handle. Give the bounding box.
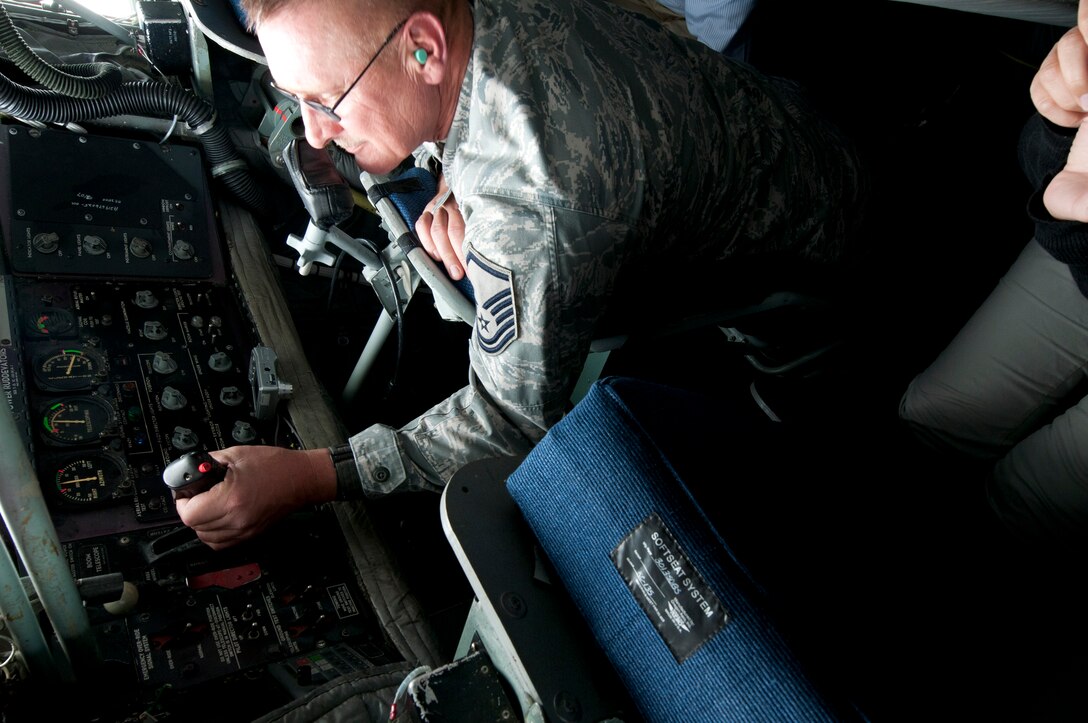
[360,170,475,325]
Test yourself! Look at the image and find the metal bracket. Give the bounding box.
[249,346,294,420]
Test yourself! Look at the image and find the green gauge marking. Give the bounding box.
[26,308,75,336]
[33,348,105,391]
[40,396,117,444]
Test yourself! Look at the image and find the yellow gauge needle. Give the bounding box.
[60,476,99,485]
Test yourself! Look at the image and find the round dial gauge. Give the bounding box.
[33,348,106,392]
[40,396,117,445]
[52,455,130,505]
[25,308,76,336]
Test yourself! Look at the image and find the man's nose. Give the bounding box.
[301,105,339,150]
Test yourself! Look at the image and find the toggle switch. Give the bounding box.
[143,320,168,341]
[152,351,178,374]
[208,351,232,372]
[161,386,187,410]
[171,426,198,451]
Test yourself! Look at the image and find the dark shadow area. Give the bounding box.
[592,4,1088,720]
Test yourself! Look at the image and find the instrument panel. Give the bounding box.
[0,124,403,720]
[8,277,291,539]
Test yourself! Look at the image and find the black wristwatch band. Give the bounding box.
[329,444,363,500]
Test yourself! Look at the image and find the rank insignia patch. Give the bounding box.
[465,246,518,354]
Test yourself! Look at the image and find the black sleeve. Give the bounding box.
[1018,113,1088,297]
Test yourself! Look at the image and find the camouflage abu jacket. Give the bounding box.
[345,0,868,495]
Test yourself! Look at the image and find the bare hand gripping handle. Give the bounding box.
[162,451,228,499]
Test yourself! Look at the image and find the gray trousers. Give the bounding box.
[900,239,1088,543]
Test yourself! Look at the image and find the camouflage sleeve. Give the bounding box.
[343,379,535,496]
[344,191,629,496]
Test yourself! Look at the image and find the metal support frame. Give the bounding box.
[0,397,96,684]
[284,169,475,405]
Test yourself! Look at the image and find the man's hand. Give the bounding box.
[1030,1,1088,128]
[415,174,467,280]
[173,446,336,550]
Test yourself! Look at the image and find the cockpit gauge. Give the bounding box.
[25,308,76,336]
[51,454,131,506]
[32,348,106,392]
[39,396,118,445]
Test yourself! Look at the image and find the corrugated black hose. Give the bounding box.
[0,7,268,215]
[0,73,268,214]
[0,4,122,98]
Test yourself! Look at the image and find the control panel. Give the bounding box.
[5,276,288,539]
[0,125,403,720]
[0,123,221,280]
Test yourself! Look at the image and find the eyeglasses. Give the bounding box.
[270,18,407,123]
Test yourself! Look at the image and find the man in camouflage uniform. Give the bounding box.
[176,0,868,549]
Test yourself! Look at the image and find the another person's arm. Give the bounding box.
[1019,0,1088,294]
[1030,0,1088,129]
[1028,0,1088,222]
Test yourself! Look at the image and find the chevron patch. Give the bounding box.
[465,246,518,355]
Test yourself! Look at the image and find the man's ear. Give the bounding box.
[404,12,447,84]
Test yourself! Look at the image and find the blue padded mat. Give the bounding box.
[506,376,864,723]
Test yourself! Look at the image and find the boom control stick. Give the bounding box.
[145,451,229,563]
[162,450,228,499]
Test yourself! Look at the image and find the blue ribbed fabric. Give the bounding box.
[387,166,437,228]
[506,377,854,723]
